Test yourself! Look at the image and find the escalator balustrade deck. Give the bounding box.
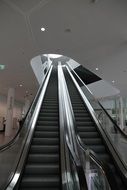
[17,67,61,190]
[63,67,127,190]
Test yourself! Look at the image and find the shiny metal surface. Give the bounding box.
[58,63,87,190]
[62,66,111,189]
[66,64,127,180]
[4,65,53,190]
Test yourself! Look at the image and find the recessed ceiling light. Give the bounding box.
[43,54,62,58]
[0,64,5,70]
[19,84,23,87]
[112,80,115,83]
[96,67,99,71]
[41,27,46,32]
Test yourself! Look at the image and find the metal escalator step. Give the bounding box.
[38,117,58,121]
[76,121,95,126]
[75,117,92,122]
[78,126,97,132]
[39,113,58,117]
[36,126,58,131]
[34,131,59,138]
[37,121,58,126]
[28,154,59,163]
[32,138,59,145]
[20,188,60,190]
[30,145,59,154]
[89,145,106,153]
[74,113,89,117]
[39,110,58,113]
[21,176,60,188]
[83,138,102,145]
[79,132,99,138]
[98,154,111,162]
[25,164,59,175]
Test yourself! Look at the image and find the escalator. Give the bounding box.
[63,67,127,190]
[17,66,61,189]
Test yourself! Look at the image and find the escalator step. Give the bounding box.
[25,164,59,175]
[21,176,60,188]
[30,145,59,154]
[32,138,59,145]
[34,131,59,138]
[88,145,106,153]
[76,121,95,126]
[37,121,58,126]
[36,126,58,131]
[78,132,99,138]
[20,188,60,190]
[28,154,59,163]
[77,126,97,132]
[38,117,58,121]
[82,138,102,145]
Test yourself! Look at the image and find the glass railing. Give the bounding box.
[66,64,127,177]
[0,66,53,190]
[58,64,111,190]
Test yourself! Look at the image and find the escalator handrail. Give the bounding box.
[5,65,53,190]
[66,65,127,180]
[0,65,52,152]
[58,64,88,190]
[67,63,127,138]
[98,102,127,137]
[61,65,113,189]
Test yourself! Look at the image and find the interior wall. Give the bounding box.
[0,94,23,119]
[31,55,52,85]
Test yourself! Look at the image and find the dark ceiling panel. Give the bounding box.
[74,65,101,85]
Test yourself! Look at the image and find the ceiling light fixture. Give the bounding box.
[19,84,23,87]
[43,54,62,59]
[41,27,46,32]
[95,67,99,71]
[112,80,115,83]
[0,64,5,70]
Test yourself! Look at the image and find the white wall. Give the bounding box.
[87,80,120,99]
[66,59,80,69]
[0,94,23,119]
[31,55,52,85]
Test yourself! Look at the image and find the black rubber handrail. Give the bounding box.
[98,101,127,138]
[0,66,52,151]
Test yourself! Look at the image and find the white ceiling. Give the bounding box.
[0,0,127,102]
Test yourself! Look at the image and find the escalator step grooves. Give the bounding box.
[18,66,61,189]
[63,67,126,190]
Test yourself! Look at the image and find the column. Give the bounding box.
[119,96,124,130]
[22,98,30,118]
[5,88,15,136]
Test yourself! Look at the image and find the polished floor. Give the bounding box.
[0,127,18,146]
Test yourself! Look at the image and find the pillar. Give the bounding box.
[22,98,30,118]
[119,96,124,130]
[5,88,15,136]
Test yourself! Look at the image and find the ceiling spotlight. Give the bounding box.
[96,68,99,71]
[112,80,115,83]
[43,54,62,58]
[19,84,23,87]
[41,27,46,32]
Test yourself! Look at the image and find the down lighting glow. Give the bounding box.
[0,64,5,70]
[41,27,46,32]
[44,54,62,59]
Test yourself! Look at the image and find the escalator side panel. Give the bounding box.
[17,67,61,190]
[63,67,126,190]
